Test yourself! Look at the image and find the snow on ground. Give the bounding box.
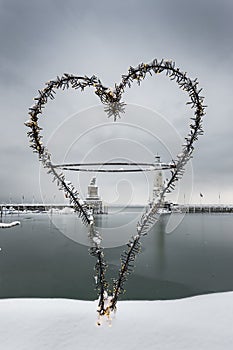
[0,221,20,228]
[0,292,233,349]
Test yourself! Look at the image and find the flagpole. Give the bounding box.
[200,193,203,208]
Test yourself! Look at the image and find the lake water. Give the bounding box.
[0,209,233,301]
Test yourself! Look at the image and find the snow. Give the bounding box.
[58,207,75,214]
[92,236,102,245]
[0,221,20,228]
[47,207,75,214]
[0,292,233,349]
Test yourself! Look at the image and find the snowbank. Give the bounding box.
[0,221,20,228]
[0,292,233,349]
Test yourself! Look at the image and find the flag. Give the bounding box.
[200,193,203,197]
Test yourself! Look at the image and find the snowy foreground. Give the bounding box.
[0,293,233,349]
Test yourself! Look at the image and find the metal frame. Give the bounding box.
[25,59,206,317]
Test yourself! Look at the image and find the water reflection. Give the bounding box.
[153,216,166,274]
[1,212,233,301]
[50,206,146,248]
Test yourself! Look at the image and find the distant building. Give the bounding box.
[84,177,105,214]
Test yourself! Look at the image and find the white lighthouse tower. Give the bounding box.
[151,155,165,205]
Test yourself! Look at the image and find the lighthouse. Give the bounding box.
[148,154,172,212]
[150,155,165,206]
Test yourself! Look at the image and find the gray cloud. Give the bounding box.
[0,0,232,204]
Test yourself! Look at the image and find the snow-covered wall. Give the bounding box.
[0,292,232,350]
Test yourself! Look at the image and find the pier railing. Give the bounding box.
[176,205,233,213]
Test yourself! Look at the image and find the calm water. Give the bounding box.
[0,210,233,301]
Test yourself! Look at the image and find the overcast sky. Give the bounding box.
[0,0,232,205]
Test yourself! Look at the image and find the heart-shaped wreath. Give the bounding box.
[25,59,205,321]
